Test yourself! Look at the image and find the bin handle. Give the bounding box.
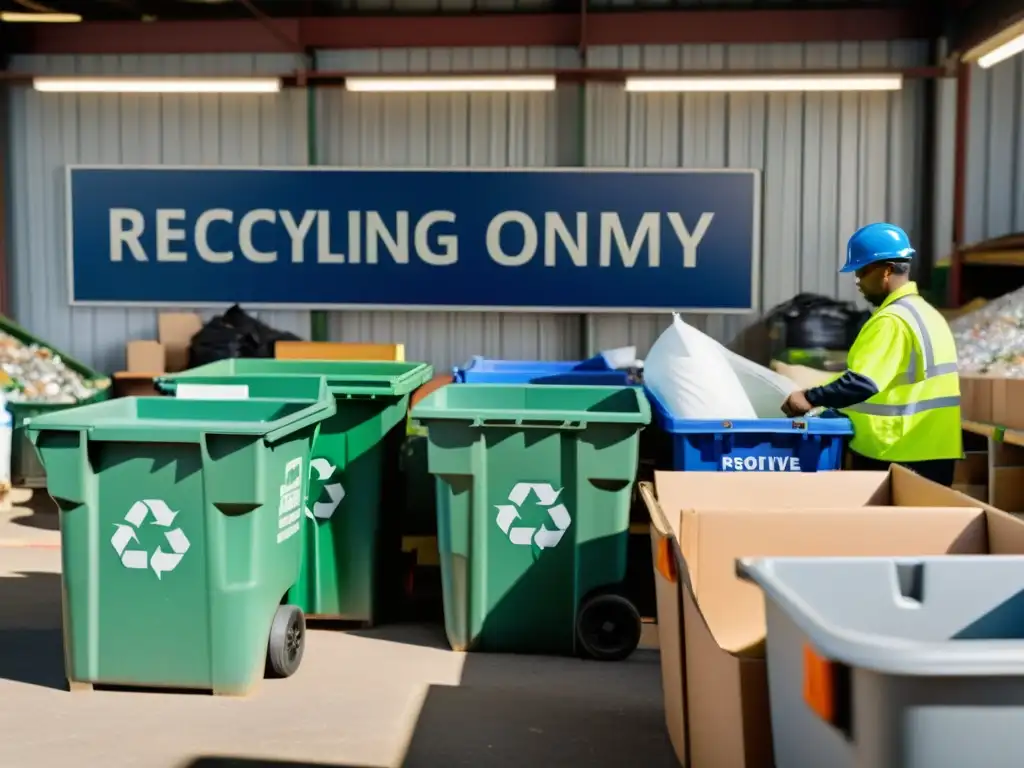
[802,644,853,737]
[473,417,587,430]
[264,405,334,446]
[153,377,175,394]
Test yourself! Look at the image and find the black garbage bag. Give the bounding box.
[188,304,302,368]
[766,293,869,351]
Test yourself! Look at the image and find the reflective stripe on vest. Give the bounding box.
[887,296,959,385]
[843,286,962,462]
[846,394,961,416]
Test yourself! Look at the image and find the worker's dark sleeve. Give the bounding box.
[804,370,879,409]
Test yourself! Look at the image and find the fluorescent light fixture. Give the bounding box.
[977,32,1024,69]
[0,11,82,22]
[963,19,1024,69]
[345,76,557,93]
[625,74,903,93]
[32,77,282,94]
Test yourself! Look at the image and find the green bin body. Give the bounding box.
[27,385,335,695]
[161,359,434,625]
[411,384,650,656]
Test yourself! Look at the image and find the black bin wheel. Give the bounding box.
[266,604,306,679]
[576,592,642,662]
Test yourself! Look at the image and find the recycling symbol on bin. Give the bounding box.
[109,499,191,580]
[304,458,346,520]
[494,483,571,550]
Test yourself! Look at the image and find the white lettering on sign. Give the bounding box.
[721,455,803,472]
[668,212,715,268]
[486,211,537,267]
[600,212,659,267]
[196,209,234,263]
[107,209,714,268]
[109,209,147,262]
[156,209,188,262]
[544,212,586,267]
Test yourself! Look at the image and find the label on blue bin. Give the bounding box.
[721,455,803,472]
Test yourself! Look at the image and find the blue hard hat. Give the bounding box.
[840,222,916,273]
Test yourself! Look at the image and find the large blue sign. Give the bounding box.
[67,167,761,312]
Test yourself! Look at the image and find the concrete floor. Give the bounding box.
[0,492,678,768]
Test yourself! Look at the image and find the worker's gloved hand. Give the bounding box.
[781,390,814,417]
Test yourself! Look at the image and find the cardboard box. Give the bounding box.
[644,467,1024,768]
[960,373,998,424]
[275,340,405,362]
[158,312,204,372]
[112,312,203,398]
[125,340,165,374]
[953,451,988,502]
[992,377,1024,430]
[111,373,160,398]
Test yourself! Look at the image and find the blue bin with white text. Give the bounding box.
[453,355,635,386]
[646,387,852,472]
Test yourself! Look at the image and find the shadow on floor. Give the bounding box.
[0,570,67,691]
[348,622,676,767]
[6,488,59,531]
[402,678,675,767]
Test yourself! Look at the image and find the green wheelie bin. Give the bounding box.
[411,383,651,660]
[159,359,434,625]
[26,377,335,695]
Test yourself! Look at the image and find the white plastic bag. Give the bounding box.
[720,347,798,417]
[599,346,638,370]
[644,314,757,420]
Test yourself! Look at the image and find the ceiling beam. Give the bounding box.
[8,8,938,56]
[949,0,1024,55]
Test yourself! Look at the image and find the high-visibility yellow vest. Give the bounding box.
[841,282,962,462]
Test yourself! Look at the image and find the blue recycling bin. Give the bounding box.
[453,355,635,385]
[645,386,852,472]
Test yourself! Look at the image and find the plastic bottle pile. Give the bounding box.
[952,286,1024,375]
[0,330,103,404]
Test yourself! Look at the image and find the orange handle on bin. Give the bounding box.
[655,537,677,583]
[803,643,851,734]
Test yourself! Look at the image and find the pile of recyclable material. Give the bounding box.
[952,286,1024,375]
[0,330,103,404]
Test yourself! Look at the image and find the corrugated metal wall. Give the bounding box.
[317,47,582,371]
[6,53,310,373]
[5,40,929,373]
[586,40,929,355]
[965,57,1024,244]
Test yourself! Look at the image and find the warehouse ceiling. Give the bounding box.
[0,0,955,57]
[0,0,936,20]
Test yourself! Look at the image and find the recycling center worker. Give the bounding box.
[782,222,962,487]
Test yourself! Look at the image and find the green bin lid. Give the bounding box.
[166,359,434,398]
[411,383,651,427]
[25,386,336,446]
[154,374,330,401]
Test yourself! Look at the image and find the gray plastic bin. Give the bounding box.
[737,555,1024,768]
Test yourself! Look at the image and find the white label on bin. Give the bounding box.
[175,383,250,400]
[305,457,345,521]
[109,499,191,579]
[278,458,303,543]
[720,455,802,472]
[494,482,571,550]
